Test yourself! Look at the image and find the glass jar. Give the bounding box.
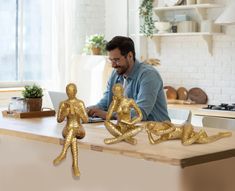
[16,98,27,112]
[8,97,19,113]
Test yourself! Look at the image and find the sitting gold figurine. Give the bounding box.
[53,83,88,177]
[145,121,232,145]
[104,83,143,145]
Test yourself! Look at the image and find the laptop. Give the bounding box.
[48,91,104,123]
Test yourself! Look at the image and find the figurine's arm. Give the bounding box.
[146,130,156,145]
[57,102,69,123]
[182,132,200,146]
[146,128,169,145]
[77,101,89,123]
[157,121,176,136]
[126,99,143,125]
[106,97,117,120]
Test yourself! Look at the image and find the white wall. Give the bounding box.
[73,0,106,54]
[73,0,128,52]
[105,0,128,41]
[147,0,235,104]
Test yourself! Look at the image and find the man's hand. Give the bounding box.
[87,107,107,119]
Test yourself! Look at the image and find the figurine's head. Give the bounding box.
[66,83,77,99]
[112,83,124,98]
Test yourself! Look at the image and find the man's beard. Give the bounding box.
[115,60,129,75]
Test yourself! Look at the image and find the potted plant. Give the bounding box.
[84,34,107,55]
[22,84,43,112]
[139,0,155,37]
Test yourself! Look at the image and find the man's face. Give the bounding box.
[108,48,130,75]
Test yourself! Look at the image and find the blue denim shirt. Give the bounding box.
[97,60,170,121]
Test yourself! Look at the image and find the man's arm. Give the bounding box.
[133,70,162,120]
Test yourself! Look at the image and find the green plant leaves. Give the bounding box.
[22,84,43,98]
[83,34,107,55]
[139,0,155,37]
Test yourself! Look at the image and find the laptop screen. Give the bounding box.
[49,91,104,123]
[48,91,67,112]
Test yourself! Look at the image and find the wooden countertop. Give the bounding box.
[168,104,235,119]
[0,116,235,168]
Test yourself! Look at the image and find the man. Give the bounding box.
[87,36,169,121]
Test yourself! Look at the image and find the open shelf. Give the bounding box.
[150,32,222,36]
[154,4,223,21]
[136,32,224,56]
[153,4,223,11]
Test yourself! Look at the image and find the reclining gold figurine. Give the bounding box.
[145,121,232,145]
[53,83,88,177]
[104,83,143,145]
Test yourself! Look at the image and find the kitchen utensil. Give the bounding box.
[164,86,177,100]
[188,87,208,104]
[177,87,188,100]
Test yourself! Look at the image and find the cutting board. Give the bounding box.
[167,99,195,105]
[188,88,208,104]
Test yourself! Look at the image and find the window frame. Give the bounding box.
[0,0,42,88]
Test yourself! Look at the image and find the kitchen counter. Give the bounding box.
[1,116,235,167]
[168,103,235,119]
[0,116,235,191]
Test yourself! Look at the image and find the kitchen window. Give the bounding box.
[0,0,53,87]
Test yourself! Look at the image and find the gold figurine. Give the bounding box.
[145,121,232,145]
[53,83,88,177]
[104,83,143,145]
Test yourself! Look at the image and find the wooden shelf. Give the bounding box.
[153,4,223,11]
[137,32,224,56]
[141,32,222,37]
[154,4,223,21]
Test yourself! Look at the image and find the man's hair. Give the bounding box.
[106,36,136,61]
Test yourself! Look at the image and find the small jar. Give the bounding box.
[8,97,19,113]
[16,98,27,112]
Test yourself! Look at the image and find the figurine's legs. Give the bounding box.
[104,121,122,136]
[104,126,142,144]
[182,130,201,146]
[75,126,86,139]
[71,138,80,177]
[53,129,74,165]
[196,131,232,144]
[104,121,136,144]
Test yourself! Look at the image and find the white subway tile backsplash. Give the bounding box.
[222,88,235,95]
[159,19,235,103]
[213,94,231,103]
[231,96,235,103]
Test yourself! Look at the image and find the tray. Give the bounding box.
[2,109,56,118]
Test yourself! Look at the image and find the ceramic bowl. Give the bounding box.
[154,22,172,34]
